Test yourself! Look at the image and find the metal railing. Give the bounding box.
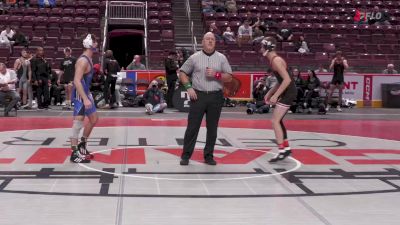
[144,1,148,69]
[108,1,145,23]
[194,36,198,51]
[185,0,196,52]
[101,0,110,67]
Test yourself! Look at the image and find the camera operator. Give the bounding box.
[247,77,270,114]
[143,80,167,115]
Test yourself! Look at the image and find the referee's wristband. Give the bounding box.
[183,82,192,90]
[215,72,222,80]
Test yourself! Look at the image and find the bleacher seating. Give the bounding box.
[0,0,104,69]
[146,0,175,69]
[200,0,400,71]
[0,0,398,71]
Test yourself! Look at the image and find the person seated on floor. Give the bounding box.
[143,80,167,115]
[0,62,20,116]
[246,77,270,114]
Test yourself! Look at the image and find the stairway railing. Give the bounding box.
[185,0,195,51]
[101,0,109,67]
[108,1,145,22]
[144,1,148,69]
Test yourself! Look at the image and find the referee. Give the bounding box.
[179,32,233,166]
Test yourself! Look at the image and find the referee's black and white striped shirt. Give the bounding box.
[180,50,233,92]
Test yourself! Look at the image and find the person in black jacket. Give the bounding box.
[31,47,52,109]
[58,47,76,109]
[10,29,29,47]
[304,70,321,114]
[103,50,120,109]
[164,51,179,108]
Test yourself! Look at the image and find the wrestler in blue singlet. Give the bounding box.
[72,55,96,116]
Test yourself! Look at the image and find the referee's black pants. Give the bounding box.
[181,90,224,160]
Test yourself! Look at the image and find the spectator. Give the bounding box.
[209,22,223,41]
[202,0,215,13]
[126,55,146,70]
[0,0,5,11]
[164,51,179,108]
[14,49,32,109]
[296,35,310,53]
[49,70,62,106]
[225,0,237,13]
[213,0,225,13]
[0,26,15,47]
[91,63,105,93]
[31,47,52,109]
[368,6,390,25]
[2,0,16,8]
[304,70,321,114]
[0,62,20,116]
[237,19,252,47]
[251,12,261,28]
[6,0,29,8]
[19,0,29,8]
[265,71,278,90]
[10,28,28,47]
[246,77,270,114]
[58,47,76,109]
[260,18,275,33]
[353,7,367,25]
[103,50,120,109]
[143,80,167,115]
[292,68,306,105]
[252,26,264,44]
[39,0,55,8]
[382,64,398,74]
[222,26,236,43]
[315,65,328,73]
[176,49,184,67]
[276,20,293,42]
